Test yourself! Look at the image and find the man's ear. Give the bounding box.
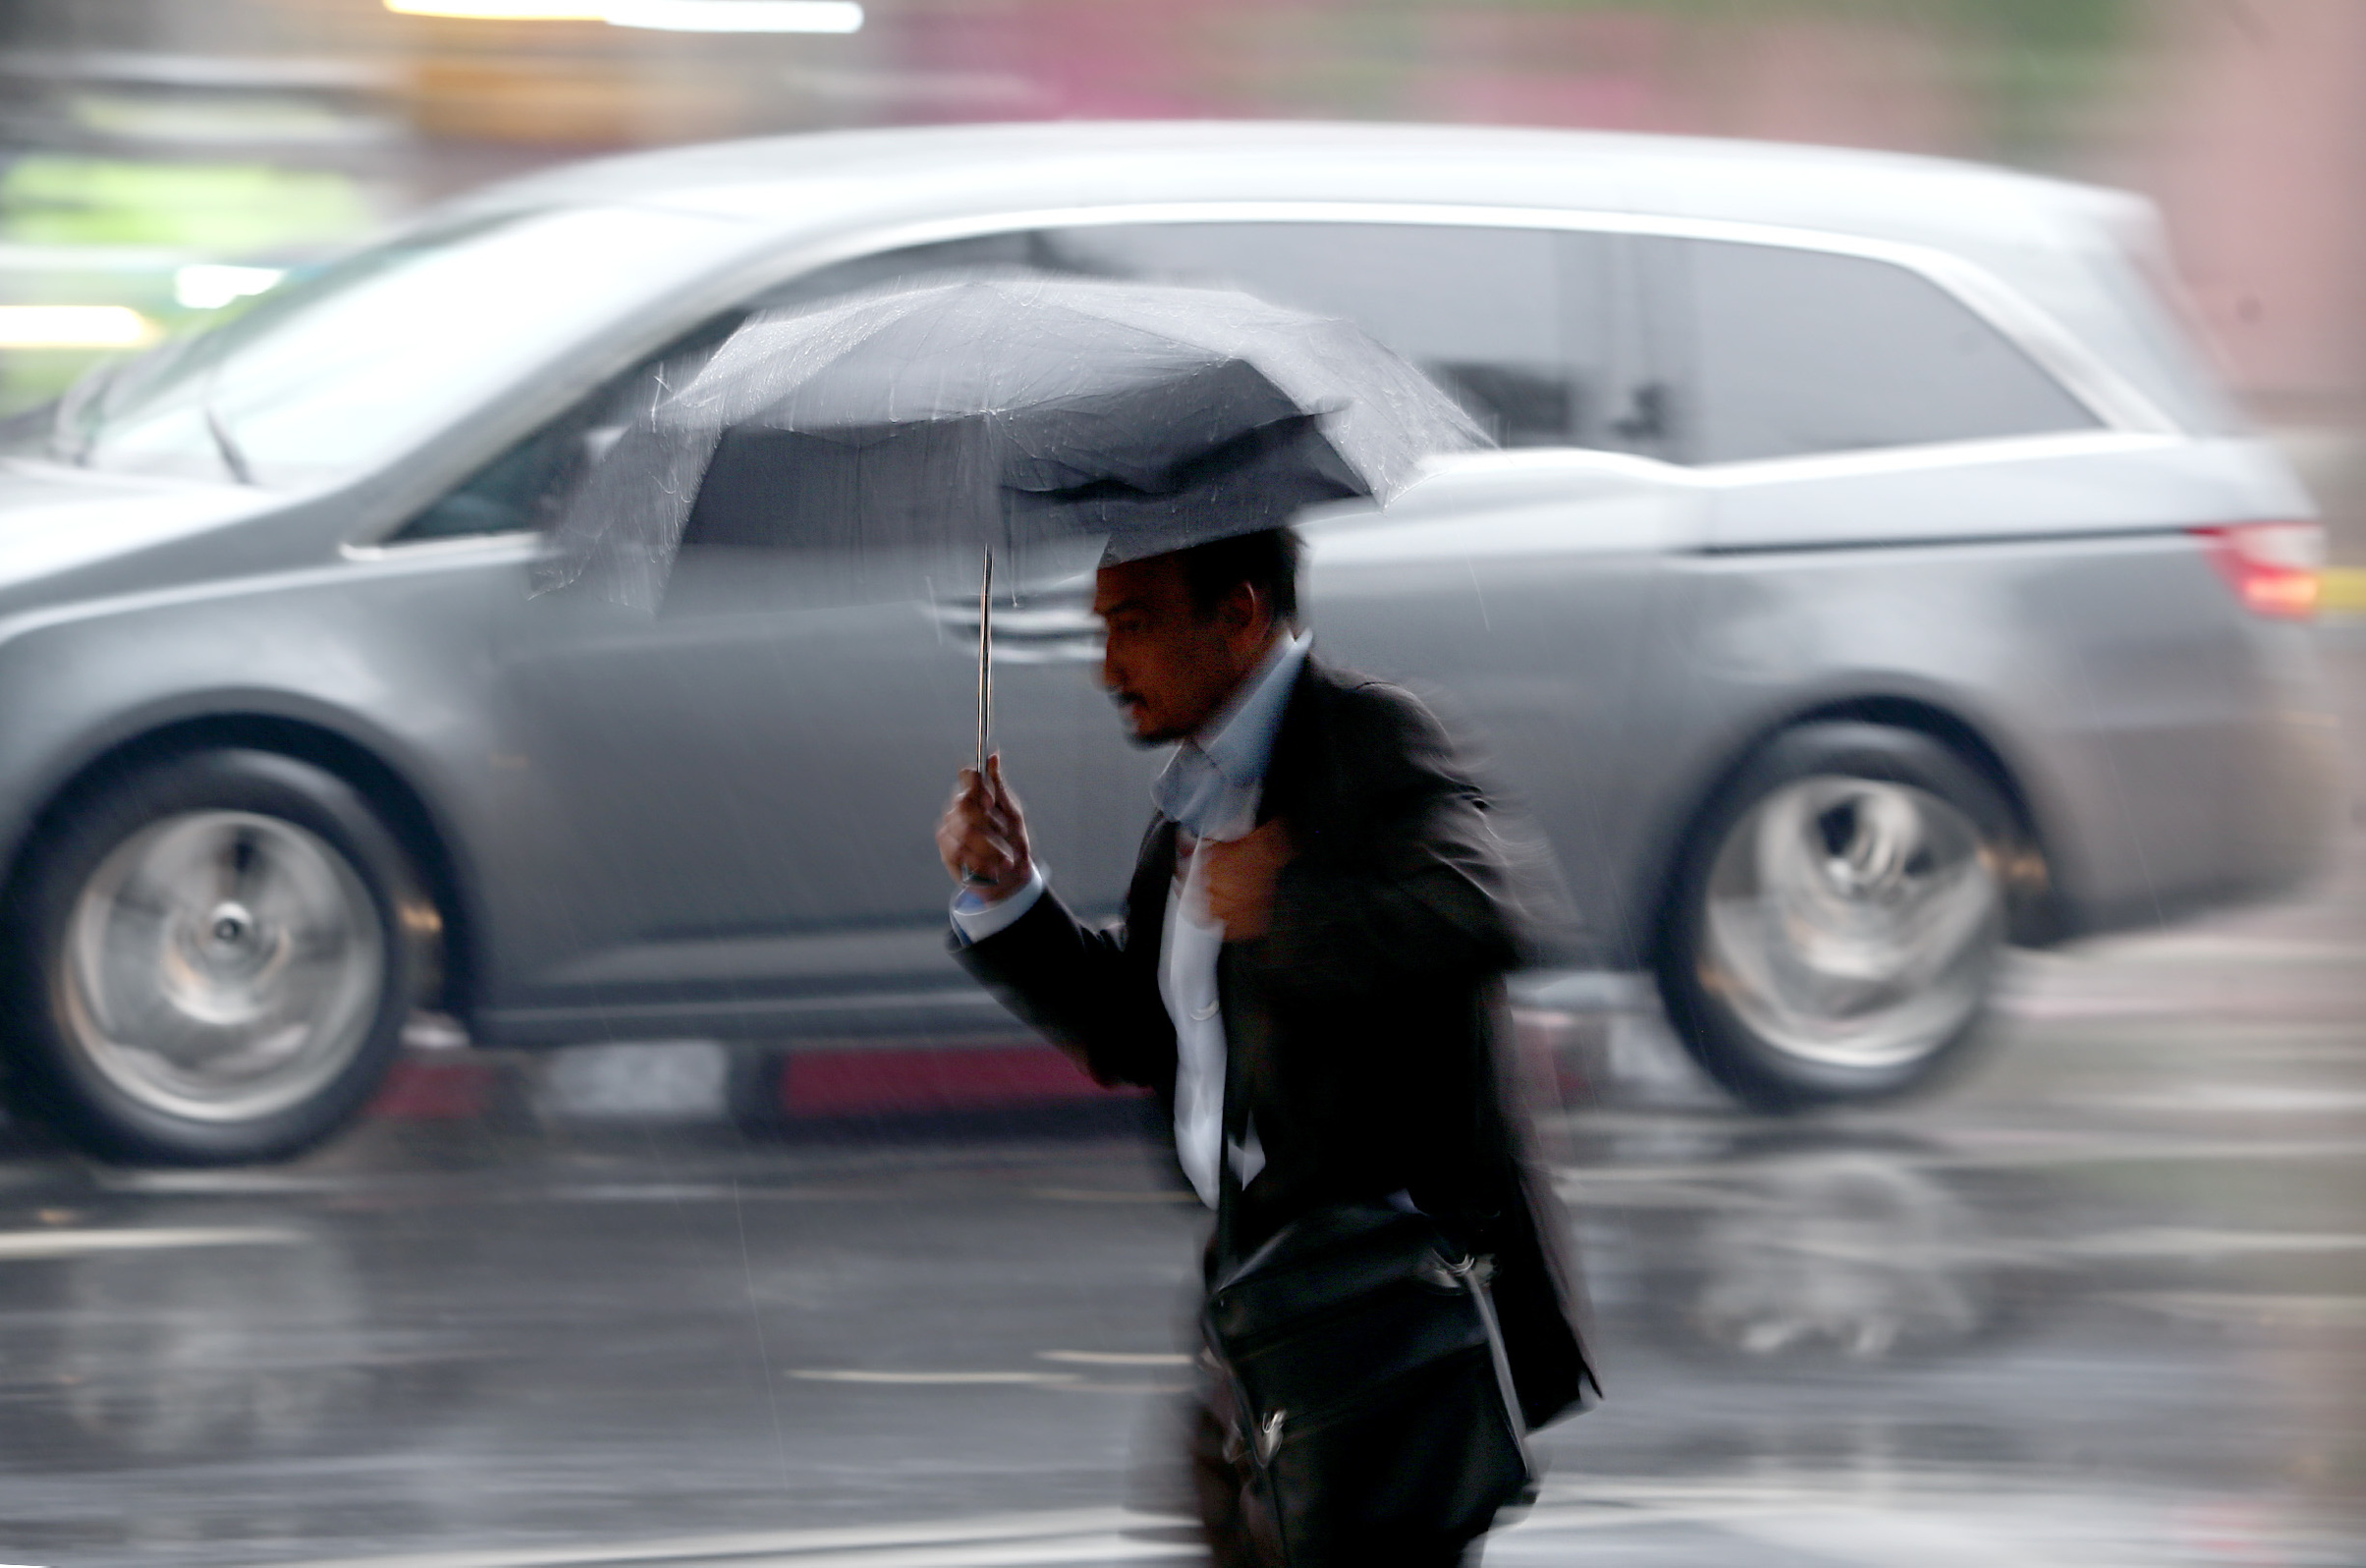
[1217,580,1267,643]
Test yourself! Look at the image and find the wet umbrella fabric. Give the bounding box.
[536,274,1489,609]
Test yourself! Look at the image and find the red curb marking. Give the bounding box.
[781,1044,1119,1116]
[367,1058,498,1120]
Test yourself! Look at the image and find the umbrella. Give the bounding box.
[535,271,1491,783]
[537,272,1489,610]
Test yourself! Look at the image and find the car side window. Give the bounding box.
[749,232,1054,311]
[1028,222,1626,452]
[391,236,1047,547]
[1657,237,2101,464]
[388,314,741,544]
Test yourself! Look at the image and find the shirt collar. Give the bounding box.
[1147,628,1311,838]
[1193,627,1311,792]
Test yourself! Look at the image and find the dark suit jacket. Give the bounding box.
[957,655,1597,1429]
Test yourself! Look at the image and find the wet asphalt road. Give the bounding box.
[5,628,2364,1568]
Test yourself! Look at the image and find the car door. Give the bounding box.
[454,280,1108,1031]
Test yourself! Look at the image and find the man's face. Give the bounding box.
[1093,555,1271,746]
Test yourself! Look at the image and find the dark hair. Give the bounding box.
[1176,526,1302,626]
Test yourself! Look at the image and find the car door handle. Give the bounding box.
[926,602,1102,662]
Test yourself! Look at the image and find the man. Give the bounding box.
[936,526,1593,1566]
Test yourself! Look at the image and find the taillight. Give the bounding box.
[2190,522,2324,620]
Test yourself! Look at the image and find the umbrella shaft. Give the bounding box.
[976,550,993,775]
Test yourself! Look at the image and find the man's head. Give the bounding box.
[1093,527,1302,746]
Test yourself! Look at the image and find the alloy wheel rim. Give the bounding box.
[1698,775,2003,1071]
[61,810,384,1123]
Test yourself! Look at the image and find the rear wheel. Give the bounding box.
[1,750,423,1164]
[1656,724,2013,1110]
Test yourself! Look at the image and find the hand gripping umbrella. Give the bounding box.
[538,272,1489,775]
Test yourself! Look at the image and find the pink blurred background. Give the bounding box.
[5,0,2361,546]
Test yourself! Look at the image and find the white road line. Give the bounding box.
[789,1370,1082,1385]
[0,1226,303,1260]
[93,1169,359,1193]
[1555,1134,2366,1193]
[238,1509,1181,1568]
[1036,1352,1191,1367]
[2052,1226,2366,1259]
[2103,1290,2366,1326]
[682,1540,1193,1568]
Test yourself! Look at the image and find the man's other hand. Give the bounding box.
[937,754,1033,899]
[1199,819,1293,942]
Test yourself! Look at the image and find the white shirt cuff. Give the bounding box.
[950,864,1046,946]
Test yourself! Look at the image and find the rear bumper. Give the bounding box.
[2046,622,2342,941]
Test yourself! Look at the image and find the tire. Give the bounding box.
[0,749,425,1165]
[1654,723,2015,1111]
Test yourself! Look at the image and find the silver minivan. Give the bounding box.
[0,123,2338,1163]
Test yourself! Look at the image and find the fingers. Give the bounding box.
[938,815,1022,887]
[954,758,1023,819]
[939,757,1029,891]
[1195,821,1289,942]
[1238,818,1292,861]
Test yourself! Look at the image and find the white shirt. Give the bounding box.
[953,628,1311,1207]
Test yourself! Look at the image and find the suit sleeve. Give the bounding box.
[952,889,1172,1090]
[1237,683,1523,1008]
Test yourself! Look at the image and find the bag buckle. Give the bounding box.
[1422,1253,1495,1290]
[1254,1409,1287,1464]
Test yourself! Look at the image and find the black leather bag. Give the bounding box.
[1201,1193,1536,1562]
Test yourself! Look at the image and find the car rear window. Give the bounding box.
[1041,222,1638,452]
[1659,238,2102,464]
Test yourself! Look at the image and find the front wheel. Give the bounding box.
[1,749,425,1164]
[1655,724,2014,1111]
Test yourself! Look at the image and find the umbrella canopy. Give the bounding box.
[538,273,1488,608]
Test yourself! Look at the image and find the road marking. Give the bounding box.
[221,1487,2357,1568]
[701,1541,1193,1567]
[0,1226,303,1260]
[789,1370,1082,1385]
[2104,1290,2366,1327]
[1029,1187,1198,1204]
[1715,1509,2110,1568]
[228,1509,1188,1568]
[1555,1132,2366,1195]
[552,1184,898,1203]
[94,1169,359,1194]
[1036,1351,1191,1367]
[2054,1226,2366,1259]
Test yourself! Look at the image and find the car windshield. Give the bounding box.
[27,205,744,490]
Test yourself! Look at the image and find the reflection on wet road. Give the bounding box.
[4,629,2362,1568]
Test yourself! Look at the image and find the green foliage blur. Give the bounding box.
[0,157,372,416]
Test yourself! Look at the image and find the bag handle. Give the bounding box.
[1454,1255,1539,1496]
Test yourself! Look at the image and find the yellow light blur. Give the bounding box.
[384,1,604,18]
[384,0,860,23]
[0,305,158,350]
[606,1,861,30]
[2315,568,2366,617]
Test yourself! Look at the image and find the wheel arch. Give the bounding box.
[0,710,481,1020]
[1637,689,2061,969]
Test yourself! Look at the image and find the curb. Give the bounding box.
[363,1036,1120,1126]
